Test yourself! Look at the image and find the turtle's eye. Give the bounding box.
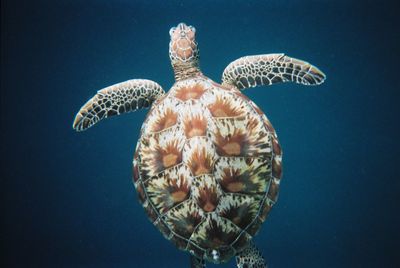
[169,27,176,37]
[189,26,196,33]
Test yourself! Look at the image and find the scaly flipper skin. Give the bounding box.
[73,79,164,131]
[190,255,206,268]
[222,53,326,90]
[236,242,267,268]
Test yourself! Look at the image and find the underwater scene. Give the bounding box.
[1,0,399,267]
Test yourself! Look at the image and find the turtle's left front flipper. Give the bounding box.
[222,54,326,90]
[73,79,165,131]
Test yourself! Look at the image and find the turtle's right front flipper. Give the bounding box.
[73,79,165,131]
[222,54,326,90]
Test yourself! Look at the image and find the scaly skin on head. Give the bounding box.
[169,23,202,81]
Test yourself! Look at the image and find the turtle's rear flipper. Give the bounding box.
[222,54,326,90]
[73,79,165,131]
[236,242,267,268]
[190,255,205,268]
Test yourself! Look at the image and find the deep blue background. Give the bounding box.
[1,0,399,267]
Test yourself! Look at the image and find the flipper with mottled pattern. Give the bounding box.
[236,242,267,268]
[73,79,165,131]
[222,54,326,90]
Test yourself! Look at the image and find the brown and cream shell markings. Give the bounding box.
[133,77,282,263]
[73,22,325,267]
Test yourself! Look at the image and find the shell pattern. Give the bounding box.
[132,76,282,263]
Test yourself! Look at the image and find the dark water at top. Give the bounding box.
[1,0,399,267]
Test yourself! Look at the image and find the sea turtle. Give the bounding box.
[73,22,325,267]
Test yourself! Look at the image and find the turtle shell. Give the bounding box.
[132,76,282,263]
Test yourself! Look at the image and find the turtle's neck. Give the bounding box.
[172,60,202,81]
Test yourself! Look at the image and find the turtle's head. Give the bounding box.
[169,23,201,81]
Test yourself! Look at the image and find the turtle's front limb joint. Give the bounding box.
[236,241,267,268]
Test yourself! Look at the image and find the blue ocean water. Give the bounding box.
[1,0,399,267]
